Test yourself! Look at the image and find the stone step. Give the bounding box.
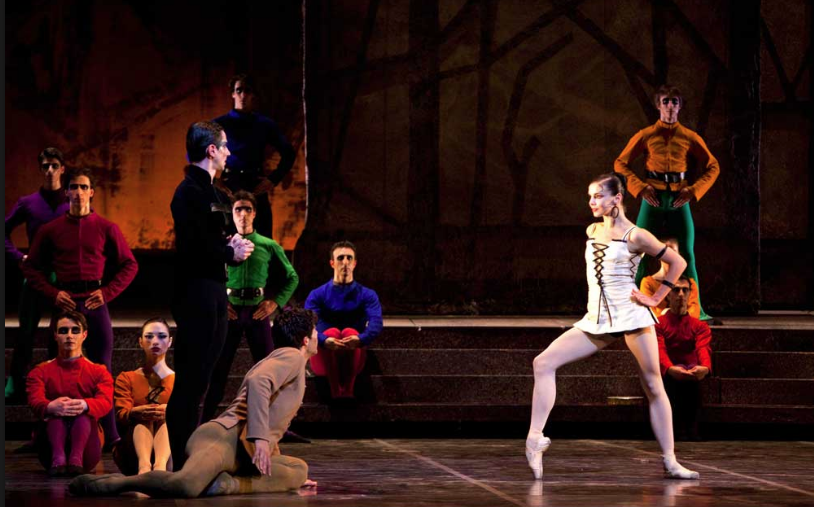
[5,325,813,352]
[717,378,814,405]
[713,351,814,379]
[8,348,814,380]
[9,369,811,407]
[6,402,813,425]
[365,350,814,379]
[373,327,814,352]
[15,374,809,406]
[1,374,690,406]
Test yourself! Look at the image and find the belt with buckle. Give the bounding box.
[56,280,102,293]
[646,171,685,183]
[227,287,264,299]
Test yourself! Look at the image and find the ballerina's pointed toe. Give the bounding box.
[525,435,551,480]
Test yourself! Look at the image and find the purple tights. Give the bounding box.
[42,414,101,471]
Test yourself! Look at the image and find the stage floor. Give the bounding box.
[6,439,814,507]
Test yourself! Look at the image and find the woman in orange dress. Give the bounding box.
[113,317,175,474]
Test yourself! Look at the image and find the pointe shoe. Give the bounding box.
[663,455,700,480]
[525,435,551,480]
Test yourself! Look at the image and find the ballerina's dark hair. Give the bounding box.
[141,317,172,335]
[591,173,627,198]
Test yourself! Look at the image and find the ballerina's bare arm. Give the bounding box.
[628,228,687,306]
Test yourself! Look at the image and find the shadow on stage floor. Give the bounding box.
[6,439,814,507]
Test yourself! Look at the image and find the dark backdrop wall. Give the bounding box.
[5,0,812,315]
[297,0,812,314]
[5,0,306,251]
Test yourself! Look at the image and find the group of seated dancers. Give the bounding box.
[8,82,720,496]
[34,307,319,497]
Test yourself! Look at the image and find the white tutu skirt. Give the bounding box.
[574,280,658,335]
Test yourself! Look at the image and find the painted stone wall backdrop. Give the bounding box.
[300,0,810,314]
[758,0,813,309]
[5,0,811,314]
[5,0,306,252]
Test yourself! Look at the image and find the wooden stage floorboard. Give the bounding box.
[6,439,814,507]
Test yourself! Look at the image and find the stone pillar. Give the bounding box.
[407,0,440,300]
[727,0,761,311]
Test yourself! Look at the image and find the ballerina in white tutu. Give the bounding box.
[526,172,699,480]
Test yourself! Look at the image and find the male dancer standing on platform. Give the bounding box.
[201,189,299,422]
[5,147,70,401]
[614,84,719,321]
[167,121,254,470]
[214,73,296,238]
[23,167,138,446]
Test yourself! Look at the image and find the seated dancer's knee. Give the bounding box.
[323,328,341,339]
[340,328,360,339]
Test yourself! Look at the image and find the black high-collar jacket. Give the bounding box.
[170,165,237,282]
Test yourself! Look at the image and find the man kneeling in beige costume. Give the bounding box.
[70,308,318,497]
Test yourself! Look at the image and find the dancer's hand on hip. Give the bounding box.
[672,187,695,208]
[55,291,77,311]
[630,288,661,307]
[253,300,278,320]
[640,185,660,207]
[85,289,105,310]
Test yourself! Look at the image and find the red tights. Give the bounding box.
[309,328,366,398]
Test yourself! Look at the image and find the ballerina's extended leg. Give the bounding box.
[527,328,611,479]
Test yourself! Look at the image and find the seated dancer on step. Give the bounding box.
[656,275,712,441]
[27,310,113,477]
[526,173,699,480]
[305,241,382,400]
[640,238,700,318]
[112,318,175,475]
[70,308,319,498]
